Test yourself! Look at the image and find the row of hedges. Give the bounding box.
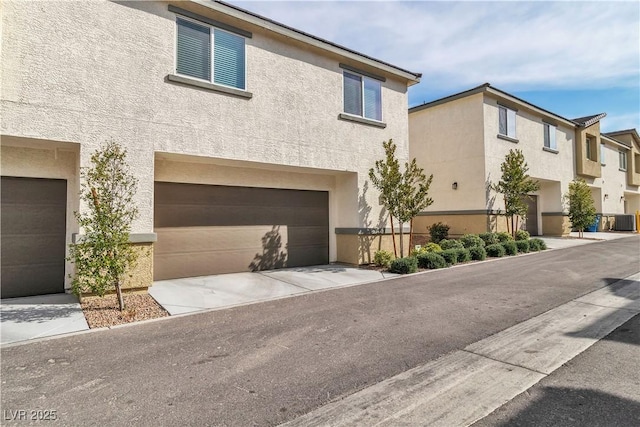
[376,232,547,274]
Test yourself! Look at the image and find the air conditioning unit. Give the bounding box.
[614,215,636,231]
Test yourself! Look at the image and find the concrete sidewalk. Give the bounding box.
[150,265,397,315]
[283,272,640,427]
[0,294,89,345]
[541,231,635,249]
[473,313,640,426]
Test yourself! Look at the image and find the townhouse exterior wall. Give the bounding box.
[409,85,639,238]
[1,0,417,293]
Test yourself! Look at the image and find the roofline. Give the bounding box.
[409,83,577,128]
[604,129,640,145]
[187,0,422,85]
[601,134,631,149]
[573,113,607,128]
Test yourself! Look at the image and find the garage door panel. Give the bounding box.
[1,206,66,234]
[1,234,67,265]
[156,204,328,228]
[1,177,67,298]
[154,182,329,279]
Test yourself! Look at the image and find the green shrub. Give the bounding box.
[529,238,547,251]
[469,246,487,261]
[373,250,394,268]
[515,230,530,241]
[460,234,485,248]
[411,242,442,256]
[501,240,518,256]
[479,232,499,246]
[424,242,442,252]
[428,222,450,244]
[440,249,459,265]
[389,257,418,274]
[486,243,506,257]
[455,248,472,263]
[417,252,447,269]
[515,240,530,253]
[439,239,465,250]
[496,232,514,243]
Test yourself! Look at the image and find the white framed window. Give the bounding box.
[498,105,517,138]
[543,123,557,150]
[600,143,606,165]
[176,17,246,90]
[585,137,597,161]
[343,71,382,121]
[619,150,628,171]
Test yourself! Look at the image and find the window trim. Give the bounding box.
[585,137,597,162]
[543,122,557,151]
[619,150,628,171]
[342,70,384,123]
[174,15,248,91]
[169,5,252,39]
[498,104,517,139]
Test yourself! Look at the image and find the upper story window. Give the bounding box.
[343,71,382,121]
[619,150,628,171]
[600,143,606,165]
[585,137,597,161]
[176,17,246,90]
[543,123,557,150]
[498,105,517,139]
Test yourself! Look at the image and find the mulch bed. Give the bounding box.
[80,293,169,329]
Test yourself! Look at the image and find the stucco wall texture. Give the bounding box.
[1,0,414,270]
[409,90,639,236]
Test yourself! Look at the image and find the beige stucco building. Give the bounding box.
[409,84,640,239]
[0,0,420,297]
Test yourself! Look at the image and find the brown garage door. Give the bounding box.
[154,182,329,280]
[1,177,67,298]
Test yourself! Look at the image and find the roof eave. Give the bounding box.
[601,134,631,149]
[186,0,421,85]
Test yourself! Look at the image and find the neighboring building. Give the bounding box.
[0,0,420,298]
[409,83,640,240]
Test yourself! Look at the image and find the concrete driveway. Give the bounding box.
[150,264,397,315]
[0,293,89,345]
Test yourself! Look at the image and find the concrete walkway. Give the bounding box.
[541,231,636,249]
[0,293,89,345]
[283,272,640,427]
[150,265,398,315]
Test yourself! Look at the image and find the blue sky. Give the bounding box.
[233,1,639,132]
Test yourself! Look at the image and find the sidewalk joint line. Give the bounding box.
[572,300,640,313]
[462,349,549,376]
[255,272,314,291]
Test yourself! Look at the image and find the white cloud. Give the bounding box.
[232,1,640,95]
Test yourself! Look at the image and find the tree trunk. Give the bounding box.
[409,218,414,253]
[115,281,125,311]
[389,213,398,258]
[514,216,519,237]
[399,221,404,258]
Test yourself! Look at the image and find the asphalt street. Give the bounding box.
[1,236,639,426]
[473,313,640,427]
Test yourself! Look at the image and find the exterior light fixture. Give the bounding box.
[452,182,458,190]
[604,194,609,200]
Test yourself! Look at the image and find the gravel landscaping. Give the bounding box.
[80,293,169,329]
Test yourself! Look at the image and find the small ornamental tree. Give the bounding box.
[68,141,139,311]
[565,178,597,238]
[492,149,539,237]
[369,139,402,256]
[370,139,433,257]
